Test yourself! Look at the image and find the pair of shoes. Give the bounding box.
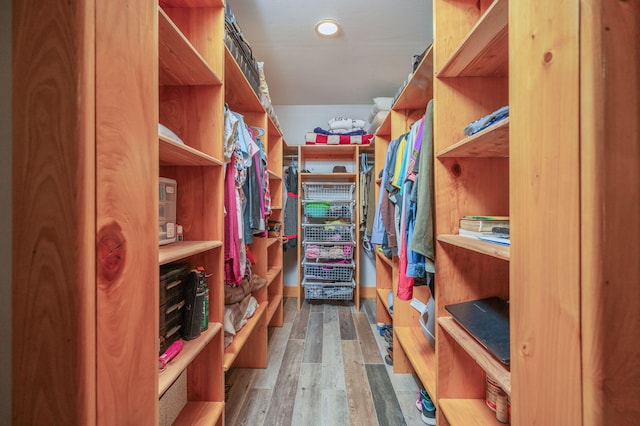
[384,354,393,366]
[383,328,393,343]
[378,324,392,337]
[417,390,436,425]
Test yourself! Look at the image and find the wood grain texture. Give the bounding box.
[94,0,158,422]
[365,364,407,426]
[436,118,509,158]
[224,367,257,425]
[252,323,293,390]
[342,340,378,426]
[231,389,272,426]
[263,339,305,425]
[510,0,582,423]
[12,0,96,423]
[580,0,640,424]
[338,305,357,340]
[354,313,383,364]
[321,305,346,391]
[439,398,501,426]
[302,312,324,363]
[290,299,311,339]
[291,364,323,425]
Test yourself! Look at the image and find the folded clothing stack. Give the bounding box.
[305,116,373,145]
[367,97,394,134]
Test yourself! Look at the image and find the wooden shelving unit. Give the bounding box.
[223,303,268,371]
[433,1,511,423]
[173,402,225,426]
[159,241,224,265]
[395,326,437,400]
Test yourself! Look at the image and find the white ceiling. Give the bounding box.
[228,0,433,106]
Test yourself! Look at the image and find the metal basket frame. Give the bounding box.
[302,182,355,201]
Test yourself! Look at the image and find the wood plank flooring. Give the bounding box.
[225,297,425,425]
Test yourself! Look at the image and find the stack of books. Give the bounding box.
[458,216,510,246]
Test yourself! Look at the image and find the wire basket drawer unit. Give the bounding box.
[302,223,355,243]
[303,241,354,260]
[303,279,355,301]
[302,200,354,219]
[302,260,355,282]
[302,182,355,201]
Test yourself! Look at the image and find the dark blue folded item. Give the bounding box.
[464,105,509,136]
[313,127,366,136]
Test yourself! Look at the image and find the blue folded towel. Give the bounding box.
[464,105,509,136]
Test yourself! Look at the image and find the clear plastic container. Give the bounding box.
[159,177,177,245]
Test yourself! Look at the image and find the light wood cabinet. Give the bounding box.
[13,0,284,423]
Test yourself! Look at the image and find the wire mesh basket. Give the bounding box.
[302,223,355,242]
[302,200,354,219]
[303,241,354,260]
[303,279,355,301]
[302,183,355,201]
[302,260,355,282]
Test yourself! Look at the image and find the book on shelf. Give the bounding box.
[459,216,509,232]
[459,228,510,246]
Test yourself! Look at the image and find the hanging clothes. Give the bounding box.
[410,100,436,273]
[283,160,298,250]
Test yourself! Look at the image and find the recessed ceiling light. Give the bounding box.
[315,19,340,37]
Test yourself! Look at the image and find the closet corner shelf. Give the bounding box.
[437,234,510,261]
[265,265,282,286]
[436,118,509,158]
[159,134,223,166]
[393,45,434,110]
[172,401,224,426]
[223,302,267,371]
[376,288,392,315]
[267,170,283,180]
[158,322,223,397]
[439,399,502,426]
[375,117,391,138]
[266,295,283,324]
[159,240,223,265]
[395,326,437,401]
[374,247,395,268]
[158,7,221,86]
[438,316,511,395]
[436,0,508,78]
[224,47,263,112]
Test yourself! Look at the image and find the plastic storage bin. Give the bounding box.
[159,177,177,245]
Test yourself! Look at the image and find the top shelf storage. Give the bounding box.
[436,0,508,78]
[158,8,222,86]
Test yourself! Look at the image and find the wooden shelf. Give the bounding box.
[267,295,283,324]
[437,0,508,77]
[438,316,510,395]
[159,134,223,166]
[299,144,358,158]
[173,401,224,426]
[395,326,437,401]
[158,8,221,86]
[300,172,357,181]
[393,46,434,110]
[160,0,224,7]
[223,302,267,371]
[375,248,395,268]
[159,240,223,265]
[158,323,223,396]
[268,170,282,180]
[439,398,502,426]
[377,288,392,315]
[437,234,509,261]
[265,265,282,285]
[224,47,263,112]
[375,115,391,138]
[436,118,509,158]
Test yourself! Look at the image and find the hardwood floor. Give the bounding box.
[225,297,425,425]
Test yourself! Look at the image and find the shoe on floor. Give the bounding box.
[421,394,436,425]
[384,354,393,366]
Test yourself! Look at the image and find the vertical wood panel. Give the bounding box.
[510,1,582,423]
[12,0,95,423]
[581,0,640,424]
[95,0,158,423]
